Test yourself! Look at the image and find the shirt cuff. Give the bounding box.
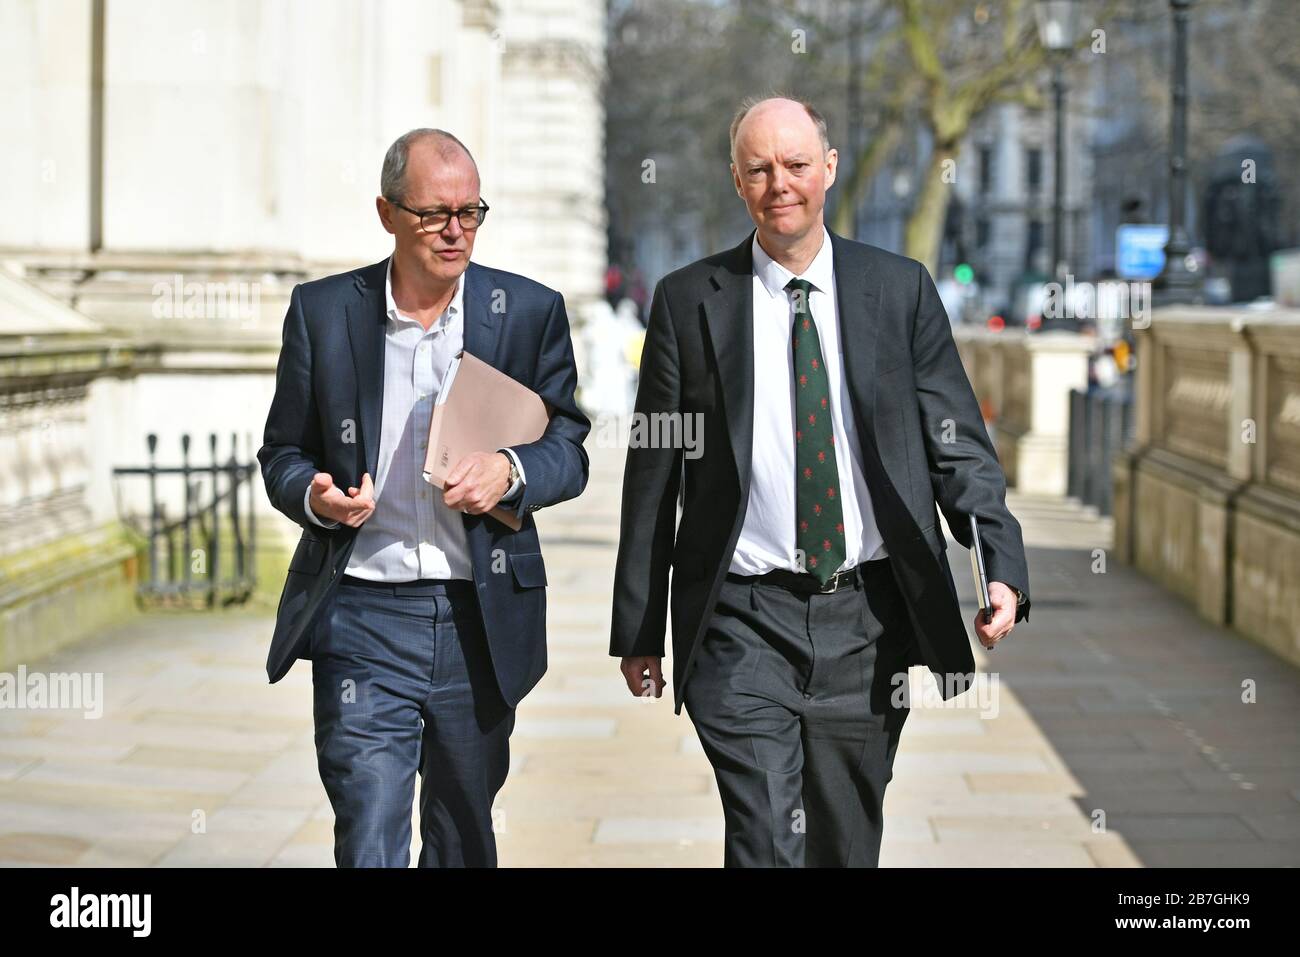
[303,482,340,528]
[498,447,526,503]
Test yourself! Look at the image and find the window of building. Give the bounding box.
[979,145,994,195]
[1026,219,1044,270]
[1027,147,1042,194]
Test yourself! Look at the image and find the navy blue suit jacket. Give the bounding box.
[258,256,590,706]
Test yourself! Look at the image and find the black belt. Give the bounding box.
[726,556,891,594]
[339,575,476,597]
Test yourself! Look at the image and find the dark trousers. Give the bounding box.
[310,576,514,867]
[683,557,914,867]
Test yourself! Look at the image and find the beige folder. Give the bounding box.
[422,350,551,531]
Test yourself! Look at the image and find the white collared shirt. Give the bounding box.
[729,226,888,575]
[303,258,524,581]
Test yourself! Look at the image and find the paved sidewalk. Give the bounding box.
[1,444,1297,866]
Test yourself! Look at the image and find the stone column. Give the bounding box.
[957,329,1091,495]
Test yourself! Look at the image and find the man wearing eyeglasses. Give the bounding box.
[259,128,590,867]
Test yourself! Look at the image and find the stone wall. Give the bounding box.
[1114,306,1300,666]
[0,270,140,668]
[952,327,1093,495]
[0,266,299,670]
[1,0,607,332]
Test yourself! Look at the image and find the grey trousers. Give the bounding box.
[683,557,915,867]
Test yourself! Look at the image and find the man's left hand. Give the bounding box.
[974,581,1018,650]
[443,451,511,514]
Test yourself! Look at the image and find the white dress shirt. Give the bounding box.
[304,258,525,581]
[729,226,888,576]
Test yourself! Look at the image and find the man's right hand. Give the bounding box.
[620,656,665,699]
[309,471,376,527]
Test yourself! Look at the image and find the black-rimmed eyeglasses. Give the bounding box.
[387,199,490,232]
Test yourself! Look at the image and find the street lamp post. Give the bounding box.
[1036,0,1080,287]
[1051,60,1067,282]
[1154,0,1199,303]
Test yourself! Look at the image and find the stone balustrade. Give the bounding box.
[0,265,298,671]
[952,326,1094,496]
[1113,306,1300,666]
[0,270,139,667]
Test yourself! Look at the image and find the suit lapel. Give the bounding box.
[346,258,389,480]
[702,232,756,498]
[454,263,501,556]
[829,228,882,444]
[705,227,882,499]
[462,262,503,367]
[347,259,500,483]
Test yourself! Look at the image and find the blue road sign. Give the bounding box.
[1116,224,1168,280]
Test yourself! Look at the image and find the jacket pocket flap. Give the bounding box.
[921,524,946,553]
[509,551,548,588]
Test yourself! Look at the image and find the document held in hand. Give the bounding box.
[422,350,551,531]
[968,513,993,625]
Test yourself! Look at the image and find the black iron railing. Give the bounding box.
[113,432,258,607]
[1067,389,1135,517]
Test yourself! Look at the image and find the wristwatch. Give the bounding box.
[506,458,521,489]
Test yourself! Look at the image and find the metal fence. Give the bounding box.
[112,432,258,607]
[1067,388,1135,517]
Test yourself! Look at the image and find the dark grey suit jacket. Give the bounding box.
[609,228,1030,713]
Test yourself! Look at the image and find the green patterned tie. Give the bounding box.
[786,277,846,584]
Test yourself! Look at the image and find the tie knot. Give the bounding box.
[785,277,815,298]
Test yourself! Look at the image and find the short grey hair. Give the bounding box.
[729,93,830,164]
[380,128,478,203]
